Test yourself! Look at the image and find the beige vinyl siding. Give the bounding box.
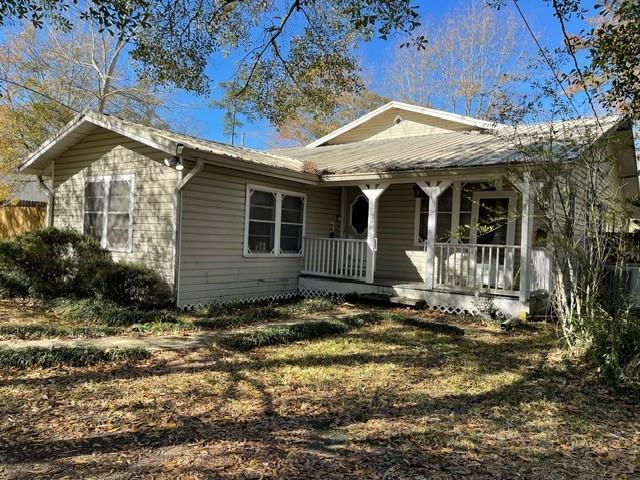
[375,183,425,281]
[178,163,340,306]
[326,107,477,145]
[373,182,525,283]
[53,127,179,283]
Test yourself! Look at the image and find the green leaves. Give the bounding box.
[1,0,425,126]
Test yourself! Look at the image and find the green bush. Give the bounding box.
[0,346,150,368]
[194,303,284,329]
[219,312,381,351]
[283,297,339,315]
[0,228,107,298]
[91,262,172,308]
[0,271,29,298]
[0,323,122,339]
[587,306,640,390]
[53,298,177,326]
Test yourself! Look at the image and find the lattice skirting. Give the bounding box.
[179,282,525,318]
[178,289,342,311]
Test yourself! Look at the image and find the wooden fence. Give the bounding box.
[0,204,46,238]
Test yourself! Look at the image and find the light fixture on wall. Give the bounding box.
[163,156,184,171]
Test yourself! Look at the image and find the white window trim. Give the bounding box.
[469,190,517,245]
[83,174,135,253]
[243,184,307,258]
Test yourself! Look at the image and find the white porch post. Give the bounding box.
[359,183,388,284]
[518,174,534,303]
[417,180,452,290]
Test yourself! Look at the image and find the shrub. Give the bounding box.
[0,228,107,298]
[0,271,29,298]
[129,321,190,334]
[0,323,122,339]
[91,262,172,308]
[194,303,284,329]
[53,298,177,326]
[0,346,150,368]
[283,297,339,315]
[587,306,640,390]
[219,312,381,351]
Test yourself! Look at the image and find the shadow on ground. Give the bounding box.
[0,320,637,479]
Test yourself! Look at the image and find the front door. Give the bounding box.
[469,191,518,290]
[469,191,517,245]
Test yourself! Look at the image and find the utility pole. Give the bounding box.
[229,103,237,145]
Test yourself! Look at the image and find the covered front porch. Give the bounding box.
[300,174,552,316]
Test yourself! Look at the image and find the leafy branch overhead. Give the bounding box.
[0,0,425,125]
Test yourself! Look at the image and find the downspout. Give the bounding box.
[173,158,205,307]
[37,162,55,227]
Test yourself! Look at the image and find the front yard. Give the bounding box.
[0,298,638,479]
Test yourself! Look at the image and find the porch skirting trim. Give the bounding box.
[177,278,529,319]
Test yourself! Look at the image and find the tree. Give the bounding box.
[0,0,424,126]
[383,0,533,119]
[563,0,640,119]
[0,25,167,202]
[270,90,389,147]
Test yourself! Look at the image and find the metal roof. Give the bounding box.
[20,110,303,175]
[273,116,623,175]
[21,109,628,184]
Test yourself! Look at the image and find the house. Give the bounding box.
[19,102,639,316]
[0,175,47,238]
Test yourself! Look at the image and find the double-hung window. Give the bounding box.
[415,186,454,244]
[244,185,305,256]
[83,174,134,252]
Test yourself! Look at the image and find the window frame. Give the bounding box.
[349,194,368,236]
[243,184,307,258]
[413,184,455,246]
[469,190,517,245]
[83,174,135,253]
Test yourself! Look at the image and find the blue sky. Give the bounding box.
[173,0,583,149]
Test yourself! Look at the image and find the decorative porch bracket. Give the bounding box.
[417,180,452,290]
[516,174,535,303]
[359,183,389,284]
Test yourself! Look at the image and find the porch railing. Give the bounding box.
[302,237,367,281]
[434,243,521,295]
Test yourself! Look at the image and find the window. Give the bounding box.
[83,175,134,252]
[245,185,305,256]
[350,195,368,234]
[456,183,475,243]
[416,186,453,243]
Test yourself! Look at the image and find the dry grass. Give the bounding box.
[0,297,352,340]
[0,310,638,479]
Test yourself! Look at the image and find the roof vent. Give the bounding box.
[394,115,403,125]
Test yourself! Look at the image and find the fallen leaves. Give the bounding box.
[0,312,638,479]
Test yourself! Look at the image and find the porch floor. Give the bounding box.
[300,274,521,298]
[298,274,528,317]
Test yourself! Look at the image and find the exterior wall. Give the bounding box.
[0,205,46,238]
[177,163,340,307]
[52,127,179,283]
[326,108,477,145]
